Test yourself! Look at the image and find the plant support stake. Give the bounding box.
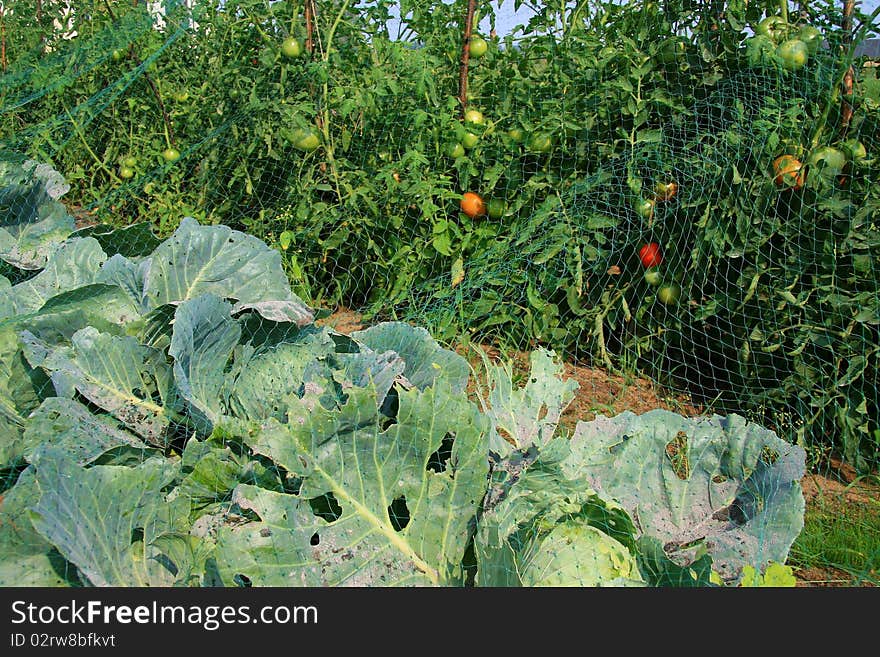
[458,0,477,117]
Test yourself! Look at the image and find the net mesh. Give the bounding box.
[0,0,877,587]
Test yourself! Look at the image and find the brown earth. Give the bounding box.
[319,308,879,587]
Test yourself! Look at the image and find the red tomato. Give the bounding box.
[639,242,663,268]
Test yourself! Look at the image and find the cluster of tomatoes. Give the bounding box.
[746,15,822,71]
[772,139,869,191]
[459,191,506,221]
[633,180,680,305]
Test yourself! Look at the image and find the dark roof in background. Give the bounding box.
[855,38,880,58]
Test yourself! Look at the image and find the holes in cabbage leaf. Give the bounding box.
[309,492,342,522]
[233,573,252,587]
[427,435,454,473]
[310,533,320,546]
[665,431,690,480]
[379,387,399,427]
[387,496,410,532]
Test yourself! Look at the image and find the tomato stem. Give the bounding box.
[63,106,121,184]
[316,0,352,201]
[103,0,176,147]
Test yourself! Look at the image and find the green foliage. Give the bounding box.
[0,197,807,586]
[734,562,798,587]
[2,1,878,473]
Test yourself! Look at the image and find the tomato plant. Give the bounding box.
[639,242,663,268]
[658,37,687,64]
[460,192,486,218]
[773,155,804,190]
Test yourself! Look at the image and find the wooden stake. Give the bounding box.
[841,0,855,131]
[458,0,477,117]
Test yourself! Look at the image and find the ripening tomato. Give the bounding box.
[460,192,487,218]
[653,181,678,202]
[773,155,804,190]
[639,242,663,268]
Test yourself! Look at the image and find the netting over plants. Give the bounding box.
[0,0,877,587]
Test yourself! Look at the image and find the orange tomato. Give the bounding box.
[460,192,487,218]
[773,155,804,190]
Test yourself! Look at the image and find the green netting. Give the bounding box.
[0,0,877,588]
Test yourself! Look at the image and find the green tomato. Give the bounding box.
[507,127,524,143]
[162,148,180,163]
[755,15,789,44]
[281,37,302,59]
[469,35,488,59]
[464,109,485,126]
[487,198,507,219]
[643,269,662,287]
[657,284,681,305]
[776,39,809,71]
[122,156,137,168]
[633,197,655,220]
[527,132,553,154]
[840,138,868,164]
[807,146,846,174]
[745,34,777,67]
[460,131,479,149]
[119,166,135,180]
[111,49,124,62]
[446,142,465,159]
[797,25,822,55]
[288,127,320,152]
